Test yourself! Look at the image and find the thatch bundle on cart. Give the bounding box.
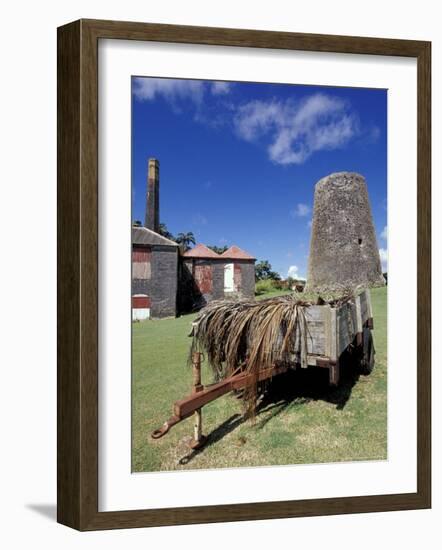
[189,292,353,417]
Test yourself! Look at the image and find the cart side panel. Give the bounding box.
[355,293,363,334]
[366,289,373,319]
[359,290,371,325]
[294,305,327,356]
[336,300,359,356]
[305,305,335,359]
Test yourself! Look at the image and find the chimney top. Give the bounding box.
[145,158,160,233]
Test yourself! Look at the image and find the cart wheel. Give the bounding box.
[360,327,375,375]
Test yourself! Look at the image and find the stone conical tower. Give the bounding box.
[306,172,384,292]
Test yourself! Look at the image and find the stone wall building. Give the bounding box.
[220,246,256,298]
[132,157,256,319]
[306,172,385,292]
[180,244,256,311]
[132,226,179,320]
[132,158,179,320]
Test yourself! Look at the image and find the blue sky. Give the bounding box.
[132,77,387,279]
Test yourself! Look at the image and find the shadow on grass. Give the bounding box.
[178,350,362,464]
[178,413,247,465]
[255,350,361,430]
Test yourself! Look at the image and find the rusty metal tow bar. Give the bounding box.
[151,351,207,449]
[151,352,289,449]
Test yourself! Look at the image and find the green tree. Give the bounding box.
[176,231,196,252]
[132,220,142,227]
[255,260,272,280]
[255,260,281,281]
[269,270,281,281]
[207,245,228,254]
[158,222,175,241]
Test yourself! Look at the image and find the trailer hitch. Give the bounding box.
[151,415,183,439]
[151,352,208,448]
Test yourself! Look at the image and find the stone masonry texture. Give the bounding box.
[212,262,225,300]
[150,246,178,318]
[238,261,256,297]
[306,172,385,291]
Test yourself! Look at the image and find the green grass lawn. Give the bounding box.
[132,286,387,472]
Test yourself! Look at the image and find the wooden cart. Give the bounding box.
[151,289,375,447]
[295,287,375,384]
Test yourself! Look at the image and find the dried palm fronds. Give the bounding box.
[189,290,355,418]
[187,294,308,418]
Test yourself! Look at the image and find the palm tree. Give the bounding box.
[207,245,228,254]
[175,231,196,252]
[158,222,174,241]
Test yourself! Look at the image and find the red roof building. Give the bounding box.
[220,245,256,261]
[182,243,221,259]
[180,243,256,310]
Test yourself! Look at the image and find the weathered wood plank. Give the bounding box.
[366,289,373,320]
[279,290,374,362]
[360,291,369,324]
[355,293,363,334]
[293,330,326,356]
[329,307,338,361]
[336,303,354,355]
[304,305,327,321]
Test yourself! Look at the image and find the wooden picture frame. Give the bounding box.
[57,19,431,530]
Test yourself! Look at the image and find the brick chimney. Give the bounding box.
[145,158,160,232]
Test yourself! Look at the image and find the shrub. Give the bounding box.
[271,279,286,290]
[255,279,275,296]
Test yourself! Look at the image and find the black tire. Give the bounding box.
[360,327,375,375]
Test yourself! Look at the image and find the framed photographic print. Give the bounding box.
[57,19,431,530]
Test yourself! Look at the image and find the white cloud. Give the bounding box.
[234,93,358,165]
[381,225,388,241]
[211,82,232,95]
[287,265,306,281]
[133,78,232,105]
[234,100,288,141]
[379,248,388,272]
[133,82,361,166]
[133,77,205,104]
[291,203,311,217]
[307,219,313,228]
